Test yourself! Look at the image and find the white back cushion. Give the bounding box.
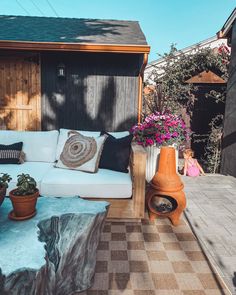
[0,130,59,162]
[56,129,129,161]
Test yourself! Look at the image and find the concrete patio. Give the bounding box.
[183,174,236,294]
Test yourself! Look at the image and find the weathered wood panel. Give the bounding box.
[0,53,41,130]
[41,52,142,131]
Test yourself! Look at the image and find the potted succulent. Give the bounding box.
[0,173,12,207]
[131,111,190,182]
[9,173,39,218]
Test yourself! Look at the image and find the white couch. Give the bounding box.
[0,129,146,219]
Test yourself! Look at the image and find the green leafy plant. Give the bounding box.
[144,43,230,173]
[13,173,37,196]
[0,173,12,189]
[145,44,229,116]
[203,115,223,173]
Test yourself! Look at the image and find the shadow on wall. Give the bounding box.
[41,51,140,132]
[0,113,13,129]
[222,131,236,149]
[233,272,236,288]
[0,75,14,129]
[42,74,137,132]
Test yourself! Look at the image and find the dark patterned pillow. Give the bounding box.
[0,142,24,164]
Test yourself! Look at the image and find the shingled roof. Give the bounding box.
[0,15,147,46]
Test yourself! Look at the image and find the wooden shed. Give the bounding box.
[0,15,150,131]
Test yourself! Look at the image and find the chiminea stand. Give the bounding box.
[146,146,186,226]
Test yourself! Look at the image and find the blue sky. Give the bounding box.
[1,0,235,61]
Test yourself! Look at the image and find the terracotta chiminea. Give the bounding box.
[146,146,186,226]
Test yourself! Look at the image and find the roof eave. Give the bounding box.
[0,40,150,54]
[218,8,236,39]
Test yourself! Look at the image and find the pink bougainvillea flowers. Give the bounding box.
[131,111,191,147]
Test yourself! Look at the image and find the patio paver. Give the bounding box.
[182,174,236,294]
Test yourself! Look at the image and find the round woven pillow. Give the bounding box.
[60,131,97,168]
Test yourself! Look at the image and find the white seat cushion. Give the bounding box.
[1,162,54,195]
[0,130,59,162]
[41,167,132,199]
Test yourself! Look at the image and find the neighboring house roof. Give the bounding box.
[185,70,226,84]
[218,8,236,38]
[0,15,150,53]
[144,36,228,83]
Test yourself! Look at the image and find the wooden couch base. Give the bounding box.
[84,197,144,219]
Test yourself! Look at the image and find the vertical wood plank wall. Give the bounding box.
[41,52,143,131]
[0,53,41,130]
[221,21,236,177]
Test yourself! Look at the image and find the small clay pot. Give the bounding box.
[9,189,39,218]
[0,186,6,207]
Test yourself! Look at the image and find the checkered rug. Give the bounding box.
[76,216,230,295]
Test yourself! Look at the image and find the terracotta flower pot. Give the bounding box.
[9,189,39,217]
[0,186,6,207]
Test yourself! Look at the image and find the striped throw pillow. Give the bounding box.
[0,142,24,164]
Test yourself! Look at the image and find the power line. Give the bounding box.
[46,0,59,17]
[30,0,45,16]
[15,0,30,15]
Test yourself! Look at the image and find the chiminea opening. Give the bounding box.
[149,195,178,215]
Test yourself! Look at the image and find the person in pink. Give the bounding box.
[183,148,205,177]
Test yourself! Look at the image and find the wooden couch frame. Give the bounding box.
[86,144,147,219]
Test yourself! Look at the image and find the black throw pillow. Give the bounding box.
[0,142,23,164]
[99,132,133,173]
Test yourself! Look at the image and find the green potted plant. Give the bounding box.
[9,173,39,218]
[0,173,12,206]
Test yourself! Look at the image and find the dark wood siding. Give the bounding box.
[190,84,226,170]
[221,21,236,177]
[41,52,143,131]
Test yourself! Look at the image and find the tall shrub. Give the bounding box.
[144,44,230,172]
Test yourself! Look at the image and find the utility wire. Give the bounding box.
[30,0,45,16]
[46,0,59,17]
[15,0,30,15]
